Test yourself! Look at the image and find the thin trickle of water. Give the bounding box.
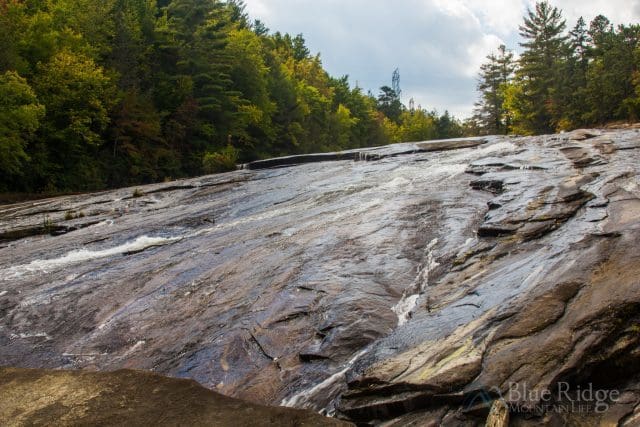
[392,238,440,326]
[280,348,369,409]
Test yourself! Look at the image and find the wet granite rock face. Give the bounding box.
[0,130,639,425]
[337,130,640,425]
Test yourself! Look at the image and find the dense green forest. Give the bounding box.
[0,0,463,193]
[473,1,640,136]
[2,0,638,194]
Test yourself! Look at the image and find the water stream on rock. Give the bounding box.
[392,237,439,326]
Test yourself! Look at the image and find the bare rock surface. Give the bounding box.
[0,367,350,426]
[1,129,639,425]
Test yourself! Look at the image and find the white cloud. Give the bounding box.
[465,34,505,77]
[244,0,272,20]
[242,0,640,119]
[547,0,640,27]
[446,0,526,35]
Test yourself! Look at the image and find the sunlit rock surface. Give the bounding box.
[1,128,639,425]
[0,367,350,426]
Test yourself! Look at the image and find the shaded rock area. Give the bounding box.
[1,128,639,425]
[243,137,487,170]
[0,367,350,426]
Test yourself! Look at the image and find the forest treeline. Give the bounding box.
[3,0,636,194]
[0,0,463,193]
[473,1,640,136]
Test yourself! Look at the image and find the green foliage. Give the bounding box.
[225,27,275,151]
[584,24,640,124]
[474,45,515,135]
[35,50,114,147]
[0,0,30,73]
[379,108,463,143]
[330,104,358,148]
[202,145,238,174]
[0,71,45,189]
[0,0,465,193]
[397,109,437,142]
[108,91,171,186]
[33,50,115,191]
[476,2,640,136]
[377,85,403,123]
[502,82,533,135]
[515,1,568,134]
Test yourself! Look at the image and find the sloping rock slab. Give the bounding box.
[336,130,640,425]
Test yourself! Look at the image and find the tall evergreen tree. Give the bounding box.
[557,17,590,128]
[377,85,402,123]
[474,45,515,134]
[570,17,590,65]
[588,15,613,50]
[155,0,239,173]
[515,1,568,134]
[581,16,640,123]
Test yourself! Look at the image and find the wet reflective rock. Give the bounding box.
[1,129,639,425]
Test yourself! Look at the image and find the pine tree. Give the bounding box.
[474,45,515,134]
[585,22,640,123]
[516,1,568,133]
[109,0,157,91]
[557,17,590,128]
[588,15,613,50]
[570,17,590,66]
[155,0,240,173]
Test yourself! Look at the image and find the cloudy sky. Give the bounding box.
[243,0,640,119]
